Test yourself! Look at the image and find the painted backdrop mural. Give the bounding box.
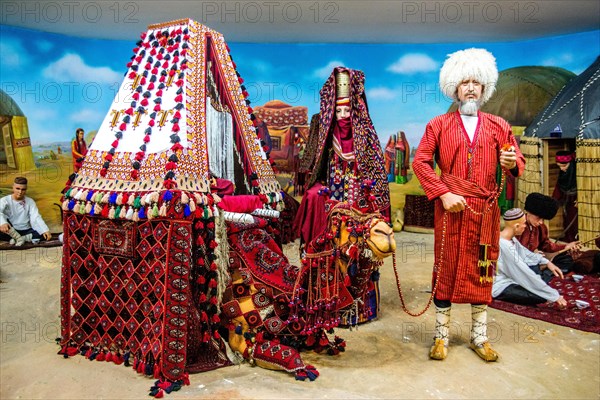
[0,24,599,229]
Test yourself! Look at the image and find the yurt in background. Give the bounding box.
[521,56,600,243]
[0,89,36,172]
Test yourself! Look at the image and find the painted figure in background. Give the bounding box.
[413,48,525,362]
[384,134,396,182]
[553,150,578,242]
[384,132,410,184]
[395,131,410,184]
[71,127,87,173]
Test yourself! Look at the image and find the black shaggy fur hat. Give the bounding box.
[524,192,559,220]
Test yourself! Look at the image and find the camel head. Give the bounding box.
[328,202,396,261]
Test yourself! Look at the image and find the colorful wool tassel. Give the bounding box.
[113,353,123,365]
[116,193,123,205]
[125,207,134,220]
[108,207,116,219]
[181,191,189,204]
[159,203,167,217]
[123,351,131,367]
[85,202,92,214]
[149,191,160,203]
[152,203,159,217]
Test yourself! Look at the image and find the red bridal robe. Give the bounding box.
[413,111,525,304]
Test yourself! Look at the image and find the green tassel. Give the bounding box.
[152,203,159,217]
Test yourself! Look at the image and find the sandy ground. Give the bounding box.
[1,231,599,400]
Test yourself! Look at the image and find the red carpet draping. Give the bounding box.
[490,274,600,334]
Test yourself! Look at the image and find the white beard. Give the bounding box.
[459,99,480,116]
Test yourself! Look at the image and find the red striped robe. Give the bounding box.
[413,111,525,304]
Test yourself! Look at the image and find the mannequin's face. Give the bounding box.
[526,212,544,227]
[513,216,527,235]
[557,162,569,172]
[336,105,350,120]
[12,183,27,201]
[457,79,483,102]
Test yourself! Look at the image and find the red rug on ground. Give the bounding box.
[490,274,600,334]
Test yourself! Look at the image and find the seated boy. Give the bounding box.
[493,208,567,308]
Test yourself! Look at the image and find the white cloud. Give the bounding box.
[541,53,574,67]
[250,60,273,74]
[43,53,121,84]
[367,86,397,100]
[0,40,29,68]
[35,39,54,53]
[313,60,345,80]
[70,108,104,124]
[387,53,439,75]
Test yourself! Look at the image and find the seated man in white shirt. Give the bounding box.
[492,208,567,308]
[0,177,51,246]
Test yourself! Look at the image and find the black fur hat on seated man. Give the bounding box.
[524,192,559,220]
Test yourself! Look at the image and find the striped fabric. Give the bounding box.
[413,111,525,304]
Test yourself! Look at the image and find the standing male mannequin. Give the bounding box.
[413,48,525,362]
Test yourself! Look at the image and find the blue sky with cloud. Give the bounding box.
[0,24,598,148]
